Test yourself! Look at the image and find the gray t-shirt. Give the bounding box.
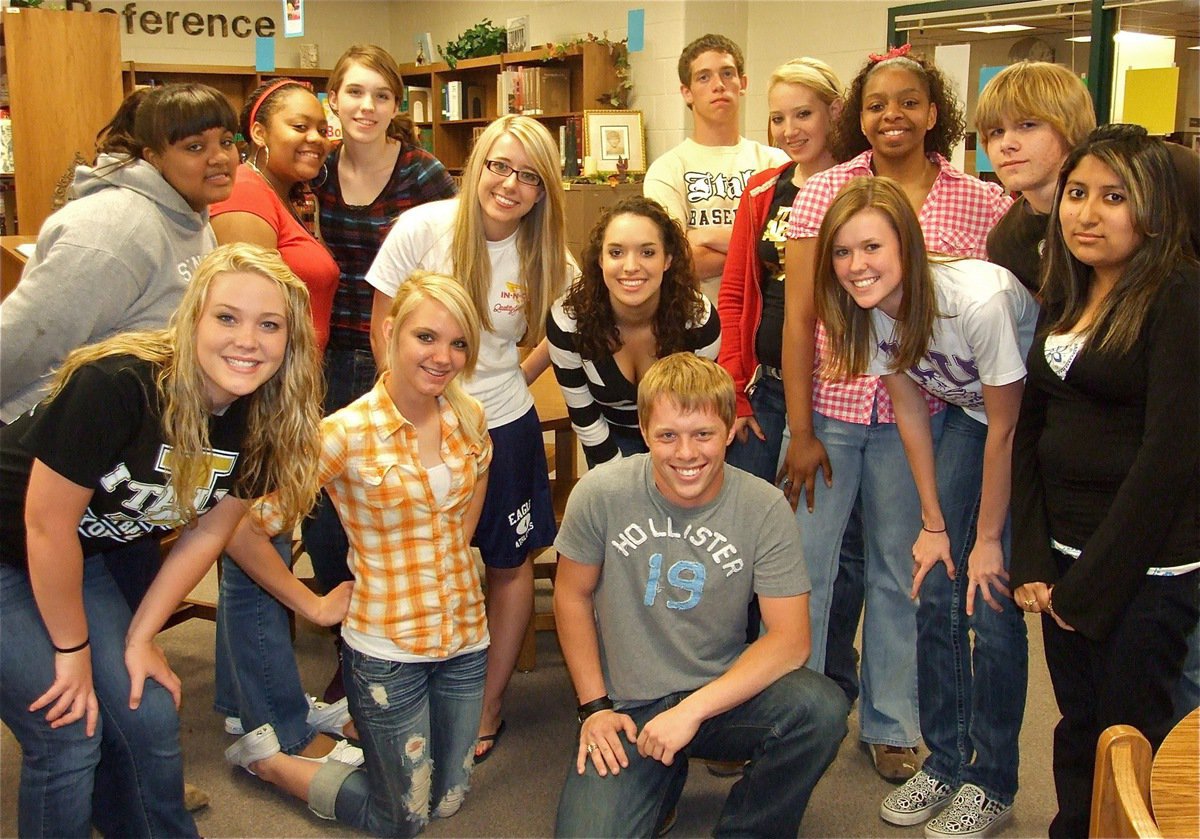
[555,455,807,707]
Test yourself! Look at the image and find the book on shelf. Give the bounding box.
[418,126,433,153]
[405,86,432,124]
[497,66,571,116]
[446,80,463,121]
[465,85,485,120]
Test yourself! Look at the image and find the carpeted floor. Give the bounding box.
[1,569,1062,838]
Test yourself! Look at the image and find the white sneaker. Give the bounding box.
[924,784,1013,838]
[225,723,281,776]
[225,695,352,737]
[295,738,364,768]
[880,770,955,826]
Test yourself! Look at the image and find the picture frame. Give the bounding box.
[583,110,646,174]
[506,16,529,53]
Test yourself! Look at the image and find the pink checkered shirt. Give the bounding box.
[788,151,1013,424]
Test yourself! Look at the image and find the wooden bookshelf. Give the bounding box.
[2,7,123,235]
[121,63,333,117]
[399,42,621,171]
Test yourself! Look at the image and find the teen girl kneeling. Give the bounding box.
[0,243,322,838]
[224,272,492,838]
[815,176,1037,839]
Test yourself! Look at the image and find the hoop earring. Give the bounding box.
[250,145,270,174]
[311,161,329,189]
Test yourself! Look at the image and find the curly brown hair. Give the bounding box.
[563,196,704,361]
[833,50,965,162]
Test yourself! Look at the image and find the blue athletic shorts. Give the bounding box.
[472,405,557,568]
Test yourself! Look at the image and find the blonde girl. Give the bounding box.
[367,114,573,759]
[225,272,492,837]
[0,243,321,838]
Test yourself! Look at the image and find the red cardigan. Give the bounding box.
[716,162,793,417]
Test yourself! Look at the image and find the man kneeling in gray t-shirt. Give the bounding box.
[553,354,848,838]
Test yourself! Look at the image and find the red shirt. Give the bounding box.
[211,166,339,350]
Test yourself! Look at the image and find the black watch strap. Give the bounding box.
[577,695,614,723]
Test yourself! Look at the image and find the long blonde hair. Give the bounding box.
[451,115,568,345]
[383,271,487,446]
[50,244,324,529]
[814,177,938,378]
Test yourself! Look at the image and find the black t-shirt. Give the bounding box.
[755,164,800,370]
[0,355,253,570]
[986,195,1049,295]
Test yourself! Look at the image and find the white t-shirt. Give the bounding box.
[867,259,1038,425]
[643,137,787,296]
[366,198,533,427]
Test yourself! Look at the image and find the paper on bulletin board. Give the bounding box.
[1120,67,1179,135]
[255,36,275,72]
[974,66,1005,174]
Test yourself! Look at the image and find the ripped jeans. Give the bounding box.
[308,646,486,837]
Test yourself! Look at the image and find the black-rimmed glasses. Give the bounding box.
[484,159,543,187]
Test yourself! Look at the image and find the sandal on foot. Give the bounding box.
[474,720,507,764]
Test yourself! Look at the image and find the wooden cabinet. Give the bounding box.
[1,7,123,236]
[121,63,332,118]
[562,181,642,263]
[400,42,621,172]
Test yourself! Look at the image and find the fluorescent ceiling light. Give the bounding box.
[958,23,1035,33]
[1114,30,1169,43]
[1066,35,1091,42]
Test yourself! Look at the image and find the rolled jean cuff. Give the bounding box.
[308,759,358,820]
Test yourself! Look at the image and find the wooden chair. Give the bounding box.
[1089,724,1164,838]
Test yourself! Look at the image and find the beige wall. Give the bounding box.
[109,0,898,156]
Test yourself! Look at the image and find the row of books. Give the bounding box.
[497,66,571,116]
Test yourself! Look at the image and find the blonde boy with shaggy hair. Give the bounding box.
[975,61,1095,292]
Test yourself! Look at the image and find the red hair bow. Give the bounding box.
[868,43,912,63]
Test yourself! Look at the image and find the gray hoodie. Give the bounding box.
[0,154,216,422]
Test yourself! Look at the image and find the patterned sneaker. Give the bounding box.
[226,695,352,737]
[880,770,955,826]
[924,784,1013,838]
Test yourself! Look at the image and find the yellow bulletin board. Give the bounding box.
[1121,67,1179,135]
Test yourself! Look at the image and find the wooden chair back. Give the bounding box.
[1089,724,1164,838]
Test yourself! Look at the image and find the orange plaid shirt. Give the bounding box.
[259,376,492,657]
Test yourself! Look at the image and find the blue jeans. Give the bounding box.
[310,647,487,837]
[214,532,315,753]
[610,425,649,460]
[303,347,378,594]
[787,408,942,747]
[725,375,787,484]
[555,668,848,838]
[1173,621,1200,723]
[916,406,1027,804]
[0,554,197,839]
[824,499,865,705]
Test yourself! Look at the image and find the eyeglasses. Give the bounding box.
[484,159,543,188]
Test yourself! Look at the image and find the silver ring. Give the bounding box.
[586,743,598,754]
[779,477,792,488]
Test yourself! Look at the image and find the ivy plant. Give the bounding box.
[438,19,507,69]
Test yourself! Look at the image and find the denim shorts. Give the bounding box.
[472,405,556,567]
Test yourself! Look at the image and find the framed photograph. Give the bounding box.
[282,0,304,38]
[583,110,646,174]
[506,16,529,53]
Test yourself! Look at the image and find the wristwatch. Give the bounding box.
[577,695,614,723]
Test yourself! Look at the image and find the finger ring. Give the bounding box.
[586,743,597,754]
[780,477,792,488]
[1024,598,1036,608]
